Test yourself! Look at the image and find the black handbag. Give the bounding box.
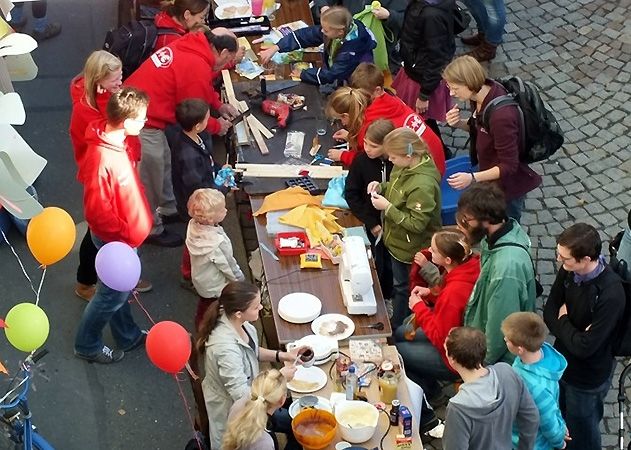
[454,2,472,35]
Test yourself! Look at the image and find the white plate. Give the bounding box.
[311,314,355,341]
[287,334,338,365]
[288,396,333,418]
[286,366,328,393]
[278,292,322,324]
[214,2,252,19]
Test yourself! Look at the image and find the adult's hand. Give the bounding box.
[234,45,246,63]
[218,103,238,120]
[447,172,474,190]
[332,129,349,141]
[259,45,280,65]
[217,117,232,136]
[415,98,429,115]
[370,225,382,237]
[445,105,461,127]
[372,6,390,20]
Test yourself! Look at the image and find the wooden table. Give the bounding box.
[251,197,392,345]
[291,345,424,449]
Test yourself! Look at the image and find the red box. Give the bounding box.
[274,232,310,256]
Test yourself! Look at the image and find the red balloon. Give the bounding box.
[146,321,191,373]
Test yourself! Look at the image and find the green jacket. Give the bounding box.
[379,154,441,263]
[464,220,537,364]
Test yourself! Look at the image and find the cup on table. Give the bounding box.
[316,119,327,136]
[251,0,263,16]
[298,347,315,368]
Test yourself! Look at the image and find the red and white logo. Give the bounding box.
[402,113,427,136]
[151,47,173,68]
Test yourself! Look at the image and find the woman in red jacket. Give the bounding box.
[394,229,480,400]
[152,0,210,51]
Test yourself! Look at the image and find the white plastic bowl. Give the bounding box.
[334,400,380,443]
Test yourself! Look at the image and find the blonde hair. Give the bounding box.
[326,86,371,149]
[320,6,352,31]
[222,369,287,450]
[501,312,548,353]
[82,50,123,110]
[365,119,395,145]
[350,62,385,92]
[187,188,225,222]
[433,230,472,265]
[382,127,429,158]
[442,55,487,93]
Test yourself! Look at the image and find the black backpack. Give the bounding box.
[103,20,179,80]
[609,230,631,356]
[453,2,472,35]
[481,76,565,163]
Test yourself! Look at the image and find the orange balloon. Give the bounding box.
[26,207,76,266]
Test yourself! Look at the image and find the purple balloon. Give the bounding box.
[95,242,141,291]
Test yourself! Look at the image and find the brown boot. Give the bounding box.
[461,32,485,46]
[466,41,497,62]
[75,283,96,301]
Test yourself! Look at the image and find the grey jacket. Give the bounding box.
[202,314,259,449]
[443,363,539,450]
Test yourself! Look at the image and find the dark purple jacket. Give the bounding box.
[472,80,542,200]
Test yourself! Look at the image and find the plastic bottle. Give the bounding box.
[345,366,357,400]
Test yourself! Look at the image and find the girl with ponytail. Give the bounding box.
[222,369,288,450]
[153,0,210,51]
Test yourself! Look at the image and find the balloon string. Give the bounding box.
[35,266,46,306]
[173,373,204,450]
[0,228,38,298]
[130,291,157,325]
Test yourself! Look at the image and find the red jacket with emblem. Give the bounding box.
[78,119,152,248]
[124,32,223,134]
[69,76,141,169]
[411,254,481,371]
[153,11,186,51]
[340,93,445,176]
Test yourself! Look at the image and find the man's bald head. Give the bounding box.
[211,27,237,40]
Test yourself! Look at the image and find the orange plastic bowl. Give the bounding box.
[291,408,338,450]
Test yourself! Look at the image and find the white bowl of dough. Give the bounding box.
[334,400,380,443]
[278,292,322,324]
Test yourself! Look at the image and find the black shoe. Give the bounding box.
[160,213,185,224]
[121,330,148,352]
[31,23,62,42]
[145,230,183,247]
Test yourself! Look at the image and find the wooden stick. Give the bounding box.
[246,116,269,155]
[248,115,273,139]
[236,163,347,178]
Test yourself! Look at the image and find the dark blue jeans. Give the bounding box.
[366,227,393,299]
[506,195,526,223]
[559,369,613,450]
[74,234,142,356]
[462,0,506,45]
[391,259,411,329]
[395,327,458,398]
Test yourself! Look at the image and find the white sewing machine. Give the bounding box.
[338,236,377,315]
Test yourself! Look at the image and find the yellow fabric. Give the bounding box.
[253,187,324,216]
[279,204,344,246]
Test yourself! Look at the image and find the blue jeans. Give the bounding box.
[74,234,142,356]
[0,186,38,242]
[395,327,458,398]
[559,370,613,450]
[506,195,526,223]
[462,0,506,44]
[391,259,411,329]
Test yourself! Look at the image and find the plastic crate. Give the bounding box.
[274,232,310,256]
[441,155,472,225]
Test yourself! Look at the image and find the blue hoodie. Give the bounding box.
[512,342,568,450]
[276,19,376,85]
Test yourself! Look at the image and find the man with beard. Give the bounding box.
[456,183,536,364]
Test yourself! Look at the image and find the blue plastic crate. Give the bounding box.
[441,155,472,225]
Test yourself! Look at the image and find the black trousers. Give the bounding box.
[76,228,98,285]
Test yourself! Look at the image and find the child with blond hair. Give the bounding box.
[186,188,244,328]
[502,312,569,450]
[367,127,442,328]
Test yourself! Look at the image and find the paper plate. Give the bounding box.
[214,2,252,19]
[311,314,355,341]
[278,292,322,324]
[289,396,333,418]
[287,366,328,393]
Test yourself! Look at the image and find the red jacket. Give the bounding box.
[153,11,186,51]
[411,254,481,371]
[78,120,152,248]
[341,94,446,176]
[69,76,141,169]
[125,32,223,134]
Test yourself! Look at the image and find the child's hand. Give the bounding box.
[370,192,390,211]
[372,6,390,19]
[280,364,297,381]
[414,251,429,267]
[332,129,349,141]
[259,45,279,65]
[411,286,431,298]
[327,148,344,161]
[445,105,461,127]
[367,181,381,195]
[409,287,430,310]
[370,224,382,237]
[447,172,474,190]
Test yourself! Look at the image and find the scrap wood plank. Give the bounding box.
[236,163,347,178]
[247,115,273,139]
[238,100,249,114]
[246,116,269,155]
[221,69,241,110]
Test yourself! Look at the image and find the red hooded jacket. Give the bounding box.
[69,76,141,169]
[411,254,481,371]
[153,11,186,51]
[125,32,223,134]
[78,119,152,248]
[340,94,446,176]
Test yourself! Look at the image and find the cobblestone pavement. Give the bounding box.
[423,0,631,448]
